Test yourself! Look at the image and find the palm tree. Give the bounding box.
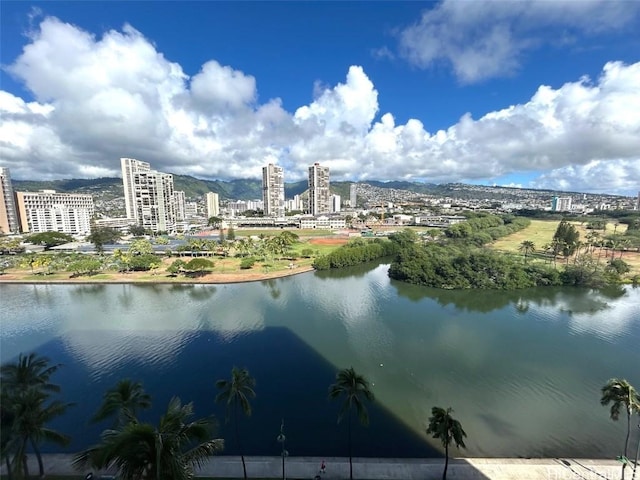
[426,406,467,480]
[91,379,152,426]
[1,390,17,480]
[1,352,68,479]
[328,367,375,480]
[74,397,223,480]
[0,352,61,396]
[215,367,256,479]
[601,378,640,480]
[9,389,72,479]
[518,240,535,263]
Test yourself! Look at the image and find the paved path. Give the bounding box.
[2,455,629,480]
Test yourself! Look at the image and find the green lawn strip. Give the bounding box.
[489,219,640,278]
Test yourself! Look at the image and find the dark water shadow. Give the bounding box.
[15,328,444,461]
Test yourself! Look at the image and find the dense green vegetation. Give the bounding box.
[387,214,631,290]
[388,242,561,289]
[25,232,74,250]
[312,238,397,270]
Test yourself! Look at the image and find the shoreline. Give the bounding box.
[0,264,316,285]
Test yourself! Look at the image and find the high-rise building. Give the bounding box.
[121,158,151,220]
[0,167,20,234]
[174,191,186,221]
[206,192,219,218]
[308,163,330,216]
[262,163,285,218]
[120,158,176,233]
[331,194,341,213]
[15,190,95,235]
[551,196,572,212]
[349,183,357,208]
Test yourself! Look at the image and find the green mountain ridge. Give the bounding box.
[11,175,627,203]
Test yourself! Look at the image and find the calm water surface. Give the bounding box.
[1,263,639,458]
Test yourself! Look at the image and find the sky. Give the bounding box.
[1,1,639,196]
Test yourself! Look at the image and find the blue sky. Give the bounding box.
[1,1,639,195]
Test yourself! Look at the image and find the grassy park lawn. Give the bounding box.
[0,235,349,284]
[491,219,627,253]
[490,219,639,277]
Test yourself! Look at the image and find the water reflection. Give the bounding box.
[1,273,639,459]
[392,281,634,329]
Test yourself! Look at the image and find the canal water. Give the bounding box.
[1,263,639,458]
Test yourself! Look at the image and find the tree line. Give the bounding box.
[387,217,633,290]
[312,238,398,270]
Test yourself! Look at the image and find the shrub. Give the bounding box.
[240,257,256,269]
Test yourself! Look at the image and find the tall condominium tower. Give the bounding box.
[15,190,95,235]
[308,162,330,216]
[120,158,176,233]
[262,163,285,218]
[206,192,220,218]
[174,190,186,221]
[0,167,20,234]
[121,157,151,220]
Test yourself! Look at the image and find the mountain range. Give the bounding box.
[10,175,630,204]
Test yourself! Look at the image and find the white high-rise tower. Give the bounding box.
[120,158,176,233]
[0,167,20,234]
[308,163,330,216]
[206,192,220,218]
[262,164,285,218]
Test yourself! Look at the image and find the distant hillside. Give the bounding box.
[12,175,628,204]
[13,177,124,201]
[12,176,356,201]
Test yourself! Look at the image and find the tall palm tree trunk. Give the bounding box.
[5,456,13,480]
[623,409,632,480]
[234,405,247,479]
[348,410,353,480]
[443,442,449,480]
[30,438,44,478]
[632,424,640,480]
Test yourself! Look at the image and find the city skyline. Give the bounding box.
[1,1,639,195]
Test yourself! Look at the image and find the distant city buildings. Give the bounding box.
[120,157,177,233]
[308,162,330,216]
[262,163,285,218]
[15,190,95,235]
[206,192,220,218]
[551,196,572,212]
[0,167,20,234]
[285,195,303,212]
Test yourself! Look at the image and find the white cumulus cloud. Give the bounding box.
[398,0,640,84]
[1,16,639,195]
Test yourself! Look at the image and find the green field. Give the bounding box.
[490,219,639,276]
